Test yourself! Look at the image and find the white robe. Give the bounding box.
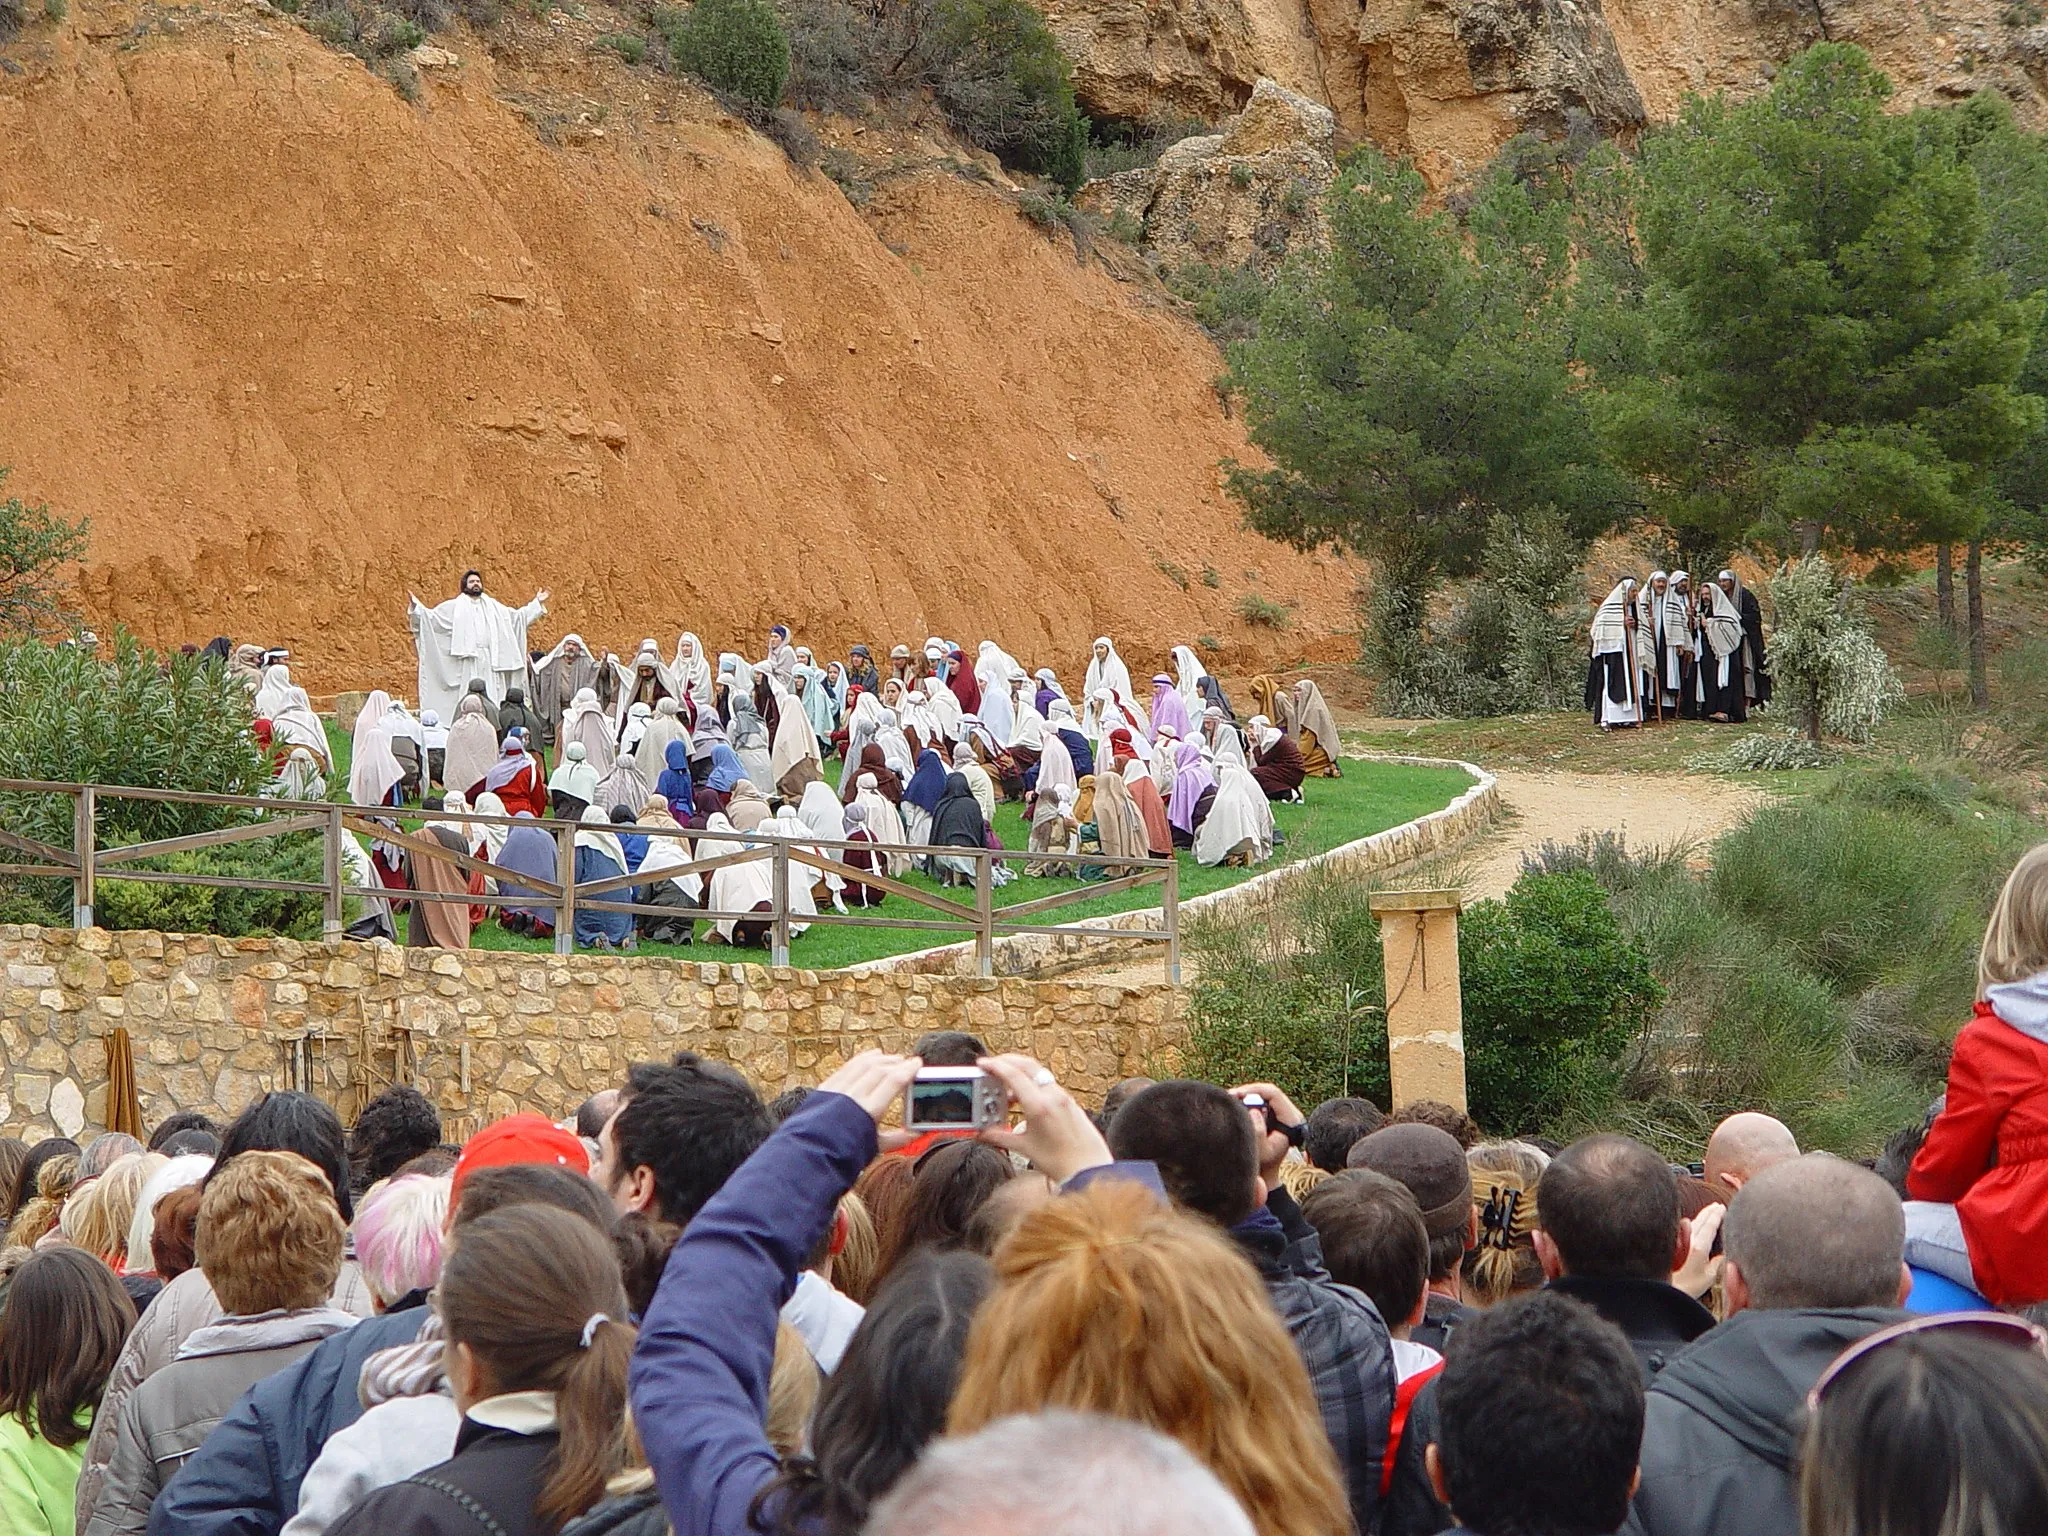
[1082,640,1133,737]
[1171,645,1209,715]
[1194,759,1275,867]
[407,589,546,722]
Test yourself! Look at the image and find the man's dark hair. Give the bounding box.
[1536,1133,1680,1281]
[393,1147,459,1181]
[147,1111,219,1153]
[614,1052,773,1225]
[767,1087,813,1126]
[912,1032,985,1067]
[574,1089,621,1141]
[1105,1080,1258,1228]
[453,1162,618,1235]
[159,1129,221,1158]
[1101,1078,1155,1119]
[211,1091,355,1221]
[348,1086,443,1194]
[1301,1170,1429,1329]
[1436,1292,1644,1536]
[462,568,483,587]
[1305,1097,1388,1174]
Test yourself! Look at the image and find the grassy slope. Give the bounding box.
[326,723,1474,969]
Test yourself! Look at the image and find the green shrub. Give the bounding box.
[1237,591,1290,628]
[0,467,88,639]
[1201,566,1222,588]
[1458,871,1663,1134]
[1185,866,1659,1134]
[1082,112,1210,181]
[1707,732,1840,772]
[596,31,647,62]
[95,834,329,939]
[658,0,790,112]
[0,633,273,926]
[777,0,1087,188]
[1163,261,1270,343]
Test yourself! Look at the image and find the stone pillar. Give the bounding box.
[1368,890,1466,1112]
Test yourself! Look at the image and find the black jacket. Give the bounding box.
[1546,1275,1715,1384]
[1232,1189,1396,1536]
[1622,1308,1906,1536]
[1410,1291,1475,1356]
[330,1420,559,1536]
[1383,1278,1713,1536]
[561,1490,667,1536]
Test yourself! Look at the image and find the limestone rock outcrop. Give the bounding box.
[1044,0,2048,193]
[1079,79,1337,273]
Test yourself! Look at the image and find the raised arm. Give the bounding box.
[630,1053,919,1536]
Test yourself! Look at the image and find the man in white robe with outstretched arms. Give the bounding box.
[407,569,549,722]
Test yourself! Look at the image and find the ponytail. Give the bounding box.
[437,1204,634,1534]
[543,1314,634,1530]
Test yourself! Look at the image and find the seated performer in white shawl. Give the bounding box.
[1584,578,1642,730]
[407,569,548,722]
[1194,758,1276,868]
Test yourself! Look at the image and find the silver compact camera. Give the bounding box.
[903,1067,1011,1132]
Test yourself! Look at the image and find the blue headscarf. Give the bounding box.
[904,748,948,815]
[703,743,745,795]
[657,739,696,820]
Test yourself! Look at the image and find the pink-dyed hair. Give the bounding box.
[352,1174,451,1305]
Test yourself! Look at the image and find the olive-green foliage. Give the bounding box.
[1162,262,1270,343]
[1602,45,2043,561]
[777,0,1087,188]
[95,835,328,939]
[0,634,285,929]
[1223,146,1628,708]
[658,0,791,112]
[1184,866,1660,1133]
[0,468,88,640]
[1576,764,2039,1156]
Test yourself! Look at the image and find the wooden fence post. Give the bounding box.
[73,786,95,929]
[322,805,344,941]
[973,852,993,978]
[1164,856,1181,986]
[770,840,791,969]
[554,825,576,956]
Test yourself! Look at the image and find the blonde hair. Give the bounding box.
[767,1321,821,1457]
[1980,843,2048,995]
[949,1181,1350,1536]
[1276,1159,1331,1203]
[59,1153,165,1268]
[4,1156,77,1251]
[198,1151,346,1315]
[1462,1142,1545,1308]
[834,1192,879,1306]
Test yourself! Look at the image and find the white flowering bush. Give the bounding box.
[1767,556,1905,744]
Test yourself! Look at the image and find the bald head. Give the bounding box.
[575,1088,623,1141]
[1703,1112,1799,1201]
[1723,1154,1907,1312]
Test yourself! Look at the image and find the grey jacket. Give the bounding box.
[1622,1307,1908,1536]
[83,1308,360,1536]
[77,1262,372,1526]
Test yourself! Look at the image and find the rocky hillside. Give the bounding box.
[1050,0,2048,187]
[0,0,1358,693]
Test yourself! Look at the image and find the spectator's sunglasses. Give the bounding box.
[1806,1312,2048,1412]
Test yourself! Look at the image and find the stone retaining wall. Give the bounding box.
[855,755,1501,977]
[0,929,1186,1141]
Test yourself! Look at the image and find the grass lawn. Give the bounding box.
[325,723,1474,968]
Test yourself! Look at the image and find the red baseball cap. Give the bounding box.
[451,1113,591,1202]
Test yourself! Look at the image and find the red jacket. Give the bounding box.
[1908,999,2048,1306]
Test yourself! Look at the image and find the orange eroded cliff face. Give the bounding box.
[0,2,1356,694]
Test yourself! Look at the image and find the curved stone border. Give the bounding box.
[848,754,1500,979]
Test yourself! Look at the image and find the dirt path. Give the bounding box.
[1457,768,1771,901]
[1057,767,1771,988]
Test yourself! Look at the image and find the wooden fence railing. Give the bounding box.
[0,780,1181,980]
